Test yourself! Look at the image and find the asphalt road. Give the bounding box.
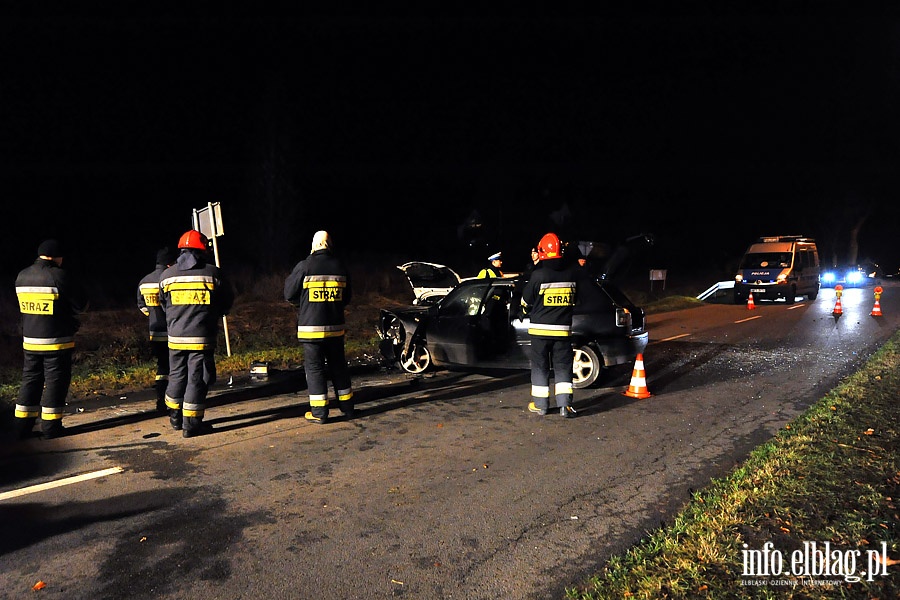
[1,282,897,599]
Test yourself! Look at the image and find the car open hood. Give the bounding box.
[397,261,462,303]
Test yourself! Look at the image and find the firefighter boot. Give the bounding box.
[154,381,168,414]
[169,409,183,431]
[41,421,68,440]
[14,417,37,441]
[182,417,212,438]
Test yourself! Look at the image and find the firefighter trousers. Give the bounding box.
[529,337,574,411]
[303,337,354,419]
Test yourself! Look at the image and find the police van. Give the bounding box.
[734,235,820,305]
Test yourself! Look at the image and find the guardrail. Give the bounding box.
[697,280,734,301]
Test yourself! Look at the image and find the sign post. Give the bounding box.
[192,202,231,356]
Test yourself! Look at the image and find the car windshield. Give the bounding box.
[741,253,791,269]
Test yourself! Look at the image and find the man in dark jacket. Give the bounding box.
[520,232,578,418]
[14,239,89,439]
[137,247,175,414]
[284,230,354,424]
[160,230,234,437]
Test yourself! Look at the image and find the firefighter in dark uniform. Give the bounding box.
[159,230,234,438]
[14,239,89,440]
[520,232,578,418]
[284,230,354,424]
[137,247,175,414]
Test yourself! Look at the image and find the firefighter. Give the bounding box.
[477,251,504,278]
[284,230,354,424]
[137,246,175,414]
[14,239,89,440]
[520,232,578,418]
[159,230,234,437]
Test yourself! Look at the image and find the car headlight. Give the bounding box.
[822,272,836,283]
[846,270,863,284]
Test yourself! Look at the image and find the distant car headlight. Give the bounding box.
[846,270,864,285]
[822,272,837,284]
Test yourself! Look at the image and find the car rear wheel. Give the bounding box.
[572,344,602,389]
[400,342,432,374]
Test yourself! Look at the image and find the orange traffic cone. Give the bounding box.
[746,292,756,310]
[871,286,883,317]
[833,296,843,315]
[623,353,652,399]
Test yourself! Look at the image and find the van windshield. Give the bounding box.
[740,253,791,269]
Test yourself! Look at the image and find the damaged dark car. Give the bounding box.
[376,236,652,388]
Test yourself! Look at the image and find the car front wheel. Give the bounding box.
[572,344,603,389]
[399,342,432,374]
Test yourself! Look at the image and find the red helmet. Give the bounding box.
[537,232,561,260]
[178,229,208,250]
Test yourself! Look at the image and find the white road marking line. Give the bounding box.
[735,315,763,324]
[652,333,690,343]
[0,466,124,501]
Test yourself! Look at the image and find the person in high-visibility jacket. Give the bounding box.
[14,239,89,440]
[284,230,354,424]
[137,246,175,414]
[159,230,234,438]
[520,232,578,418]
[476,251,504,278]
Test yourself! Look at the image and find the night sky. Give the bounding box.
[3,9,899,300]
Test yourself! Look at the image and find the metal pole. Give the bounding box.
[206,203,231,357]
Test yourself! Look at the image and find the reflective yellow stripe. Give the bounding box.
[531,385,550,398]
[296,325,345,339]
[555,382,573,395]
[168,342,212,351]
[527,327,570,337]
[23,337,75,351]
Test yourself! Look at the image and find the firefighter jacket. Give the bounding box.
[159,250,234,351]
[520,258,577,338]
[137,263,169,342]
[15,257,89,352]
[284,249,352,340]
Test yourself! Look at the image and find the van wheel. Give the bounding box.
[785,286,796,305]
[808,287,818,301]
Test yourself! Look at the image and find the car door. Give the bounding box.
[427,281,489,365]
[428,281,525,367]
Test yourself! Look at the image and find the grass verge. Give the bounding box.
[566,331,900,599]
